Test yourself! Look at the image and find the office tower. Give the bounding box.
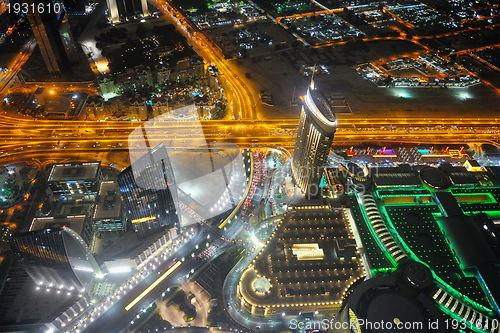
[30,215,96,248]
[10,227,102,295]
[106,0,120,23]
[117,143,179,239]
[292,79,337,196]
[47,162,101,200]
[26,0,77,76]
[106,0,149,23]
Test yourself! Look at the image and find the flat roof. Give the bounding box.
[240,205,365,308]
[371,185,500,308]
[449,172,480,185]
[93,181,122,220]
[48,162,100,182]
[439,214,499,268]
[30,216,87,236]
[45,97,71,114]
[34,87,45,94]
[373,174,422,187]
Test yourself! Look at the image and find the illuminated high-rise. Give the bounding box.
[26,0,77,76]
[10,227,101,295]
[106,0,149,23]
[292,79,337,196]
[117,143,179,239]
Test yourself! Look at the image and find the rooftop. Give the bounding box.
[239,205,365,310]
[44,96,71,115]
[48,162,100,182]
[93,181,122,220]
[349,164,500,314]
[305,81,336,127]
[29,216,87,237]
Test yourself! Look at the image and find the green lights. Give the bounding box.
[348,196,393,270]
[353,184,500,331]
[370,267,396,276]
[359,191,495,322]
[388,205,492,312]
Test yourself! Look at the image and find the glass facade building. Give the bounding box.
[292,79,337,196]
[26,0,77,76]
[117,143,179,239]
[10,227,101,295]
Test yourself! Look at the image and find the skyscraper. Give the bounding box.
[292,79,337,196]
[10,227,101,295]
[27,0,77,76]
[117,143,179,239]
[106,0,149,23]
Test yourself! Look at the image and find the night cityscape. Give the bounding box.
[0,0,500,332]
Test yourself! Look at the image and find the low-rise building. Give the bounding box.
[128,95,148,120]
[85,95,104,120]
[151,95,168,117]
[97,73,117,96]
[156,63,171,85]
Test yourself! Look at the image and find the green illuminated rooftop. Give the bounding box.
[349,165,500,331]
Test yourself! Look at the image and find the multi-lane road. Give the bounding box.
[1,114,499,160]
[0,117,499,170]
[79,234,204,333]
[68,213,237,333]
[0,38,36,92]
[65,224,227,333]
[1,2,498,333]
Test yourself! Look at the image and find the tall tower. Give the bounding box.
[106,0,120,23]
[10,227,101,296]
[106,0,149,22]
[292,79,337,196]
[117,143,179,239]
[26,0,77,77]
